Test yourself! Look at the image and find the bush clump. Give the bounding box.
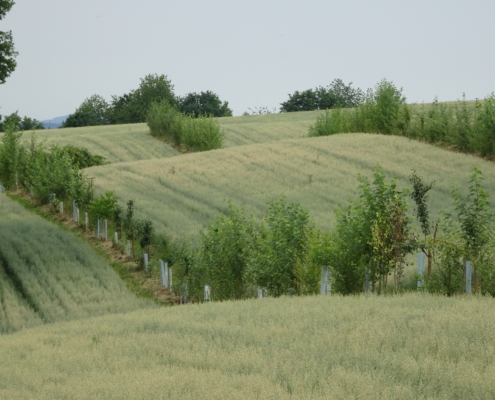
[146,100,224,152]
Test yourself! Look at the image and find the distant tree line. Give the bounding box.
[279,79,364,112]
[61,74,233,128]
[0,111,44,132]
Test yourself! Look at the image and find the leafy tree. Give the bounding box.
[199,203,253,300]
[178,90,232,118]
[89,191,119,220]
[0,111,44,132]
[247,197,313,296]
[61,94,110,128]
[110,74,176,124]
[0,0,17,85]
[326,167,415,294]
[280,79,364,112]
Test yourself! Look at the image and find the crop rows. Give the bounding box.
[86,133,495,240]
[1,294,494,399]
[0,193,150,334]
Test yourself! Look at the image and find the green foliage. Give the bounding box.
[61,145,109,168]
[146,100,224,152]
[445,167,492,259]
[182,114,224,151]
[409,170,434,239]
[308,79,410,137]
[146,100,183,143]
[247,196,313,296]
[474,93,495,156]
[0,0,17,85]
[178,90,232,118]
[308,107,351,137]
[139,220,154,250]
[0,111,44,132]
[0,119,22,189]
[199,203,253,301]
[89,191,119,219]
[61,95,110,128]
[327,167,415,294]
[428,238,465,296]
[110,74,176,124]
[280,79,363,112]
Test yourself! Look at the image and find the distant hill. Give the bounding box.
[41,115,68,129]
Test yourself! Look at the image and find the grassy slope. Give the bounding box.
[87,133,495,239]
[0,193,151,334]
[1,294,494,399]
[11,123,180,163]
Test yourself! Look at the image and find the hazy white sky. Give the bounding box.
[1,0,494,120]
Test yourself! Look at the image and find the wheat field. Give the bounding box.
[12,123,181,163]
[86,133,495,239]
[1,293,494,399]
[0,192,151,334]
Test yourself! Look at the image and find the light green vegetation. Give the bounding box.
[221,110,323,147]
[0,193,150,334]
[1,294,494,399]
[86,133,495,240]
[8,123,180,163]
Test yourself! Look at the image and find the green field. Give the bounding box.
[2,104,495,399]
[86,133,495,239]
[1,294,494,399]
[0,193,151,334]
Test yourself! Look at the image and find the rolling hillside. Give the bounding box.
[12,123,181,163]
[86,133,495,239]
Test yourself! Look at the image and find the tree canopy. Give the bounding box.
[0,111,44,132]
[61,94,110,128]
[280,79,364,112]
[0,0,17,85]
[178,91,233,118]
[110,73,176,124]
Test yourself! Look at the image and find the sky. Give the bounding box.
[1,0,495,121]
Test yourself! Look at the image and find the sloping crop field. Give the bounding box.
[221,110,323,147]
[13,123,181,163]
[1,294,494,399]
[87,133,495,239]
[0,193,151,334]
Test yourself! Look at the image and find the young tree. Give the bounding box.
[409,170,437,278]
[0,0,17,85]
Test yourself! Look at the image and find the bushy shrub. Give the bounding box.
[182,114,224,151]
[62,145,109,169]
[146,100,224,152]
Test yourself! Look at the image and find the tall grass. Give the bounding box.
[0,193,151,334]
[1,294,494,399]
